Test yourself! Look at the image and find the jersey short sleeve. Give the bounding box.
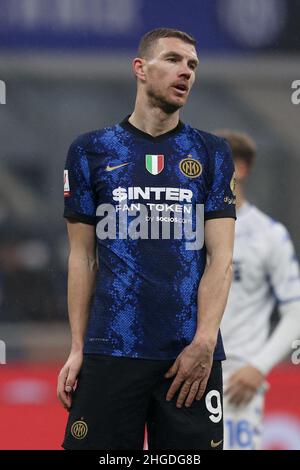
[205,137,236,220]
[63,136,97,225]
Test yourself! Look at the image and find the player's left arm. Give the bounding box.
[165,217,235,408]
[226,224,300,405]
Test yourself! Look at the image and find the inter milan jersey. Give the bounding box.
[63,117,236,360]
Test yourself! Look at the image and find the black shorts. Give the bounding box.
[62,354,223,450]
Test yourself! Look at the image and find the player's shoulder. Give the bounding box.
[68,124,118,153]
[186,125,229,151]
[247,205,290,242]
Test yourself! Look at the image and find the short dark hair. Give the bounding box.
[214,129,257,167]
[138,28,196,58]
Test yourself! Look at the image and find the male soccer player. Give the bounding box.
[57,28,236,450]
[216,130,300,450]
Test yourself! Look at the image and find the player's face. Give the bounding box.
[143,38,198,113]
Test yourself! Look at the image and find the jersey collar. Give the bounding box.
[120,115,184,142]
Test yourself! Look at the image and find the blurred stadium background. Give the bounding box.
[0,0,300,449]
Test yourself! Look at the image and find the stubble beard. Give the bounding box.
[147,86,184,114]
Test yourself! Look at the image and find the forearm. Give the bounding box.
[193,254,233,348]
[68,251,97,351]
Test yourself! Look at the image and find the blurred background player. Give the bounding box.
[216,130,300,450]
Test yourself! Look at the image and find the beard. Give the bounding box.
[146,85,184,114]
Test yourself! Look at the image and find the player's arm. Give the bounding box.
[194,217,235,347]
[165,217,235,408]
[57,220,97,409]
[226,225,300,405]
[250,226,300,374]
[226,308,300,405]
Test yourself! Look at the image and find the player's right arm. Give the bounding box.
[58,136,97,409]
[248,224,300,373]
[57,220,97,410]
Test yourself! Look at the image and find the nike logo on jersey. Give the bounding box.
[105,163,130,172]
[210,439,223,448]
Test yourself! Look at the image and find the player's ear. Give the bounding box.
[132,58,146,82]
[234,159,250,182]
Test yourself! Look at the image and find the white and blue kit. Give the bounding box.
[222,202,300,449]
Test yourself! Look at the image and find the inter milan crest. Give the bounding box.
[179,155,202,178]
[71,420,88,439]
[145,154,164,175]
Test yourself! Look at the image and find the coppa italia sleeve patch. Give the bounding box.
[64,170,70,197]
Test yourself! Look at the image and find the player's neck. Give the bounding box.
[130,99,180,137]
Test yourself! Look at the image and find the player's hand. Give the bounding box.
[225,364,265,406]
[57,350,83,410]
[164,341,214,408]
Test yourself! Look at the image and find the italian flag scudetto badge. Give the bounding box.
[145,154,164,175]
